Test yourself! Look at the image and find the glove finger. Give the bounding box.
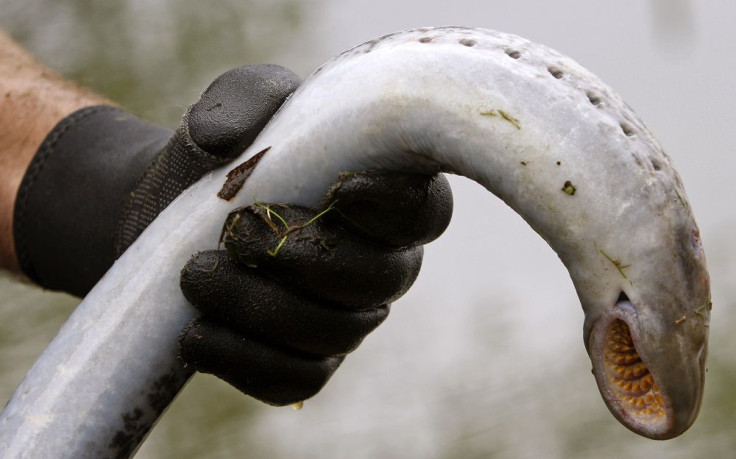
[179,318,344,406]
[181,250,390,356]
[187,64,301,160]
[222,205,423,310]
[321,171,453,248]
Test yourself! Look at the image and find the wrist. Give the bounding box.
[0,30,112,272]
[14,106,172,296]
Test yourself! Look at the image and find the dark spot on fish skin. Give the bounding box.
[418,36,435,43]
[110,431,136,456]
[109,367,193,456]
[459,38,477,47]
[556,161,562,166]
[620,122,635,137]
[562,181,576,195]
[505,49,521,59]
[109,408,144,453]
[218,147,271,201]
[587,92,602,107]
[548,67,564,79]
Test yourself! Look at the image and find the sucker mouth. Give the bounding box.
[602,319,666,423]
[591,301,673,438]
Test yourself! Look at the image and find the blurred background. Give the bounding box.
[1,1,735,457]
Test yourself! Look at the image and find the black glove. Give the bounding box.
[14,64,300,296]
[179,172,453,405]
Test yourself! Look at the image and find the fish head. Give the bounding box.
[581,220,710,439]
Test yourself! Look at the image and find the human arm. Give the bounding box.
[0,30,111,272]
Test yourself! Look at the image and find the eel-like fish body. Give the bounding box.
[0,26,710,457]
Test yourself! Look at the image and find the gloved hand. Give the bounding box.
[14,64,301,296]
[14,64,454,405]
[179,171,452,405]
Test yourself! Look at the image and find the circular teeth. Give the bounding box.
[603,319,666,421]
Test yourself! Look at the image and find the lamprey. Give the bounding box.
[0,27,709,457]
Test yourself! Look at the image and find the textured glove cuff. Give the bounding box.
[14,105,172,296]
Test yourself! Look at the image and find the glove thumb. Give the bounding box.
[115,65,301,255]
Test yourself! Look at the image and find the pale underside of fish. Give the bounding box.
[0,26,710,458]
